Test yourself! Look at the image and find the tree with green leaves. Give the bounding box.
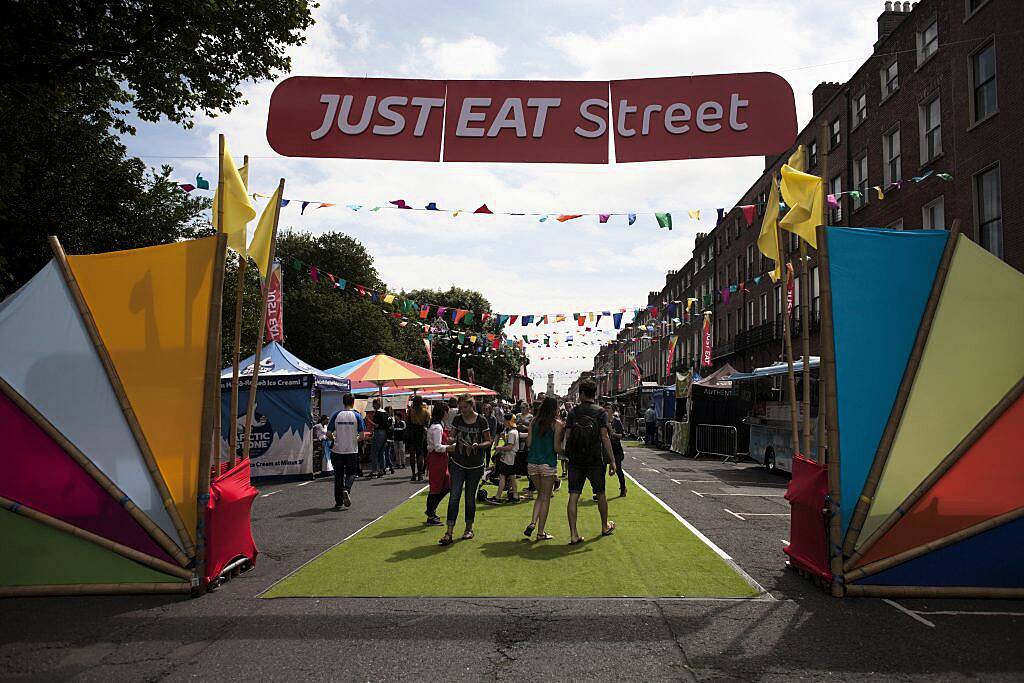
[0,0,316,295]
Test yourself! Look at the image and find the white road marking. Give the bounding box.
[781,539,790,545]
[640,467,661,472]
[733,512,790,517]
[670,479,717,484]
[884,599,936,628]
[296,480,316,487]
[922,610,1024,617]
[260,490,281,498]
[624,472,773,599]
[691,490,705,498]
[408,484,429,499]
[693,492,785,497]
[724,509,746,520]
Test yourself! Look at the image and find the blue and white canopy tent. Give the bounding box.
[220,342,350,477]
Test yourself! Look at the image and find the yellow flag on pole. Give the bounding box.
[248,182,282,278]
[787,145,806,173]
[212,140,255,255]
[779,164,822,249]
[757,177,783,282]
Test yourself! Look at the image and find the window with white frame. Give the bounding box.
[881,58,899,98]
[829,118,841,149]
[746,244,756,278]
[975,165,1002,258]
[917,19,938,65]
[747,300,756,328]
[760,293,768,324]
[853,155,869,210]
[919,96,942,163]
[852,92,867,128]
[883,127,901,185]
[793,276,801,323]
[971,42,997,123]
[735,256,743,283]
[811,267,820,322]
[774,285,783,322]
[922,197,945,229]
[829,175,843,223]
[808,139,818,169]
[887,219,904,231]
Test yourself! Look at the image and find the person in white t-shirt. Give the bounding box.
[444,396,459,428]
[328,394,365,510]
[486,414,521,504]
[312,414,331,476]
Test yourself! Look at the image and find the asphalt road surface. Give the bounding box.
[1,445,1022,681]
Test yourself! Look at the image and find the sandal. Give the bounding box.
[602,521,617,536]
[461,530,475,540]
[438,533,453,546]
[536,532,554,541]
[523,522,536,537]
[569,536,586,545]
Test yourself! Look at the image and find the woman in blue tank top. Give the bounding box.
[524,397,563,541]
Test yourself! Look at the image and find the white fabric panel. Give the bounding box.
[0,262,184,549]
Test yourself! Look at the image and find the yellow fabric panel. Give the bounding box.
[67,237,219,543]
[859,237,1024,545]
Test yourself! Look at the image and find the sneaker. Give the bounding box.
[484,496,502,505]
[426,516,443,526]
[332,505,344,511]
[342,490,352,508]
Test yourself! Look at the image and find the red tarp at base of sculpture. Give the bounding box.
[784,454,832,581]
[203,458,258,586]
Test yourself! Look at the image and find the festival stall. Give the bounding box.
[788,226,1024,598]
[220,341,350,477]
[677,364,752,457]
[0,236,256,596]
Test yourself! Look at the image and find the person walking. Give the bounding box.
[424,402,453,525]
[444,397,459,428]
[406,395,430,482]
[486,414,520,504]
[644,403,658,446]
[369,399,390,477]
[439,396,492,546]
[523,397,563,541]
[606,404,627,497]
[482,402,498,467]
[516,403,536,499]
[327,393,365,510]
[383,406,397,474]
[312,414,331,476]
[392,410,407,469]
[564,380,617,544]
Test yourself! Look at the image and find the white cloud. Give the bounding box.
[405,36,506,79]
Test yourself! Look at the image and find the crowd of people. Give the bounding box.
[317,380,628,546]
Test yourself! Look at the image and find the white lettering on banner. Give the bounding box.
[456,97,491,137]
[575,99,608,138]
[310,91,753,141]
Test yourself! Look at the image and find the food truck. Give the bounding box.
[729,357,820,474]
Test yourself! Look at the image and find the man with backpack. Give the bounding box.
[563,380,617,544]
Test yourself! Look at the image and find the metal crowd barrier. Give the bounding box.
[695,424,738,463]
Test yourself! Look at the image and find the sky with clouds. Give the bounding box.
[124,0,881,392]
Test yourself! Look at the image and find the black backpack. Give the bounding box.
[567,406,603,465]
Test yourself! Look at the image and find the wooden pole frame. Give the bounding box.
[815,224,844,596]
[48,236,196,560]
[0,583,192,597]
[227,153,249,467]
[0,376,189,567]
[242,179,286,459]
[194,232,228,591]
[841,222,961,559]
[845,506,1024,583]
[846,377,1024,570]
[844,584,1024,599]
[0,495,192,580]
[780,245,800,456]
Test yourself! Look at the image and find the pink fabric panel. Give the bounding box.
[0,392,174,563]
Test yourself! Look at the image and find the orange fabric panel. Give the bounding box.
[67,237,218,543]
[858,392,1024,566]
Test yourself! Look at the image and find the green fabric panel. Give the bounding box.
[0,509,185,586]
[861,238,1024,544]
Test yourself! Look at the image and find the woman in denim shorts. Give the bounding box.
[523,397,563,541]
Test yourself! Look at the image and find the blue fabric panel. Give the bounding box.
[826,228,948,539]
[857,515,1024,587]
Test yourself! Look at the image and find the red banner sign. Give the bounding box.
[786,262,795,320]
[263,262,285,343]
[666,335,679,378]
[267,73,796,163]
[701,315,713,367]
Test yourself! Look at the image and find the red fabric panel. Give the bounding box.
[784,454,832,581]
[858,392,1024,567]
[0,392,174,563]
[204,458,259,585]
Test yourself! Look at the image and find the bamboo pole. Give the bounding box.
[845,506,1024,583]
[242,178,285,459]
[0,583,192,597]
[815,224,844,596]
[194,231,228,592]
[799,245,812,456]
[844,584,1024,599]
[779,235,800,456]
[0,376,189,567]
[841,220,961,558]
[48,236,196,560]
[847,376,1024,570]
[227,152,248,467]
[0,495,192,580]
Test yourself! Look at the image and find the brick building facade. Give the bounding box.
[589,0,1021,394]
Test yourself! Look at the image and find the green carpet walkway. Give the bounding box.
[262,474,761,599]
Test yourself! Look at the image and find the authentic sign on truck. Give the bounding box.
[266,74,796,163]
